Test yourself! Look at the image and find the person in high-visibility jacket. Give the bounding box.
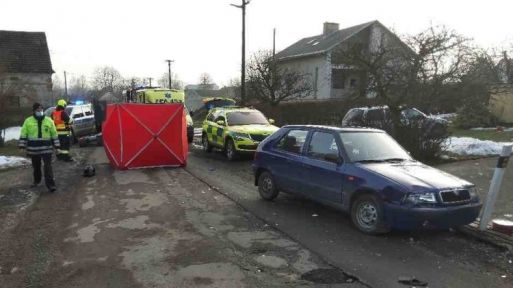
[19,103,60,192]
[52,99,72,161]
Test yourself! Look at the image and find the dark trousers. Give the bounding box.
[57,134,71,160]
[31,154,55,188]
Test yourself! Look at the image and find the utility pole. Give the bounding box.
[64,71,68,101]
[165,59,174,89]
[273,28,276,60]
[148,77,153,87]
[231,0,250,105]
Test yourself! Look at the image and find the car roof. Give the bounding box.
[212,106,260,112]
[282,125,385,133]
[46,104,91,111]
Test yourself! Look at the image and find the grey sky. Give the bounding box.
[2,0,512,86]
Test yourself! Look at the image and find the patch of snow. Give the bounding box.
[470,127,513,132]
[0,156,30,169]
[1,127,21,142]
[444,137,513,156]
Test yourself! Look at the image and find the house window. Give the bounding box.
[331,69,345,89]
[350,78,358,88]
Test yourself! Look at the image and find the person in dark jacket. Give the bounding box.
[19,103,60,192]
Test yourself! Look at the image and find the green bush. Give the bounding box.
[453,103,497,129]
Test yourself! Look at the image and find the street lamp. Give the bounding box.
[165,59,174,89]
[230,0,250,105]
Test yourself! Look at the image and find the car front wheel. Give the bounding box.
[351,194,390,234]
[202,134,212,153]
[225,139,238,161]
[258,171,279,200]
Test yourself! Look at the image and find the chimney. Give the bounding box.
[323,22,339,35]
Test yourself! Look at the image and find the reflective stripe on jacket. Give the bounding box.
[19,116,60,155]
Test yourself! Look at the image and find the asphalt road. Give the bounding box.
[1,147,366,288]
[186,145,513,288]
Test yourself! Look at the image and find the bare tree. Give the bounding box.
[92,66,124,93]
[199,73,213,86]
[331,25,478,159]
[158,73,184,90]
[69,75,89,96]
[332,25,476,114]
[247,50,312,106]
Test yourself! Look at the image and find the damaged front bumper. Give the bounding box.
[384,202,482,230]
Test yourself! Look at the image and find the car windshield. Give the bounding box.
[226,111,269,126]
[402,108,426,119]
[340,132,412,162]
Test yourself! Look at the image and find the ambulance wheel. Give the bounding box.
[202,134,212,153]
[225,139,238,161]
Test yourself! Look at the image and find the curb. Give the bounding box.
[457,222,513,251]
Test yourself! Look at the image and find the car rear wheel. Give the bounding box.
[351,194,390,234]
[225,139,238,161]
[202,134,212,153]
[258,171,279,200]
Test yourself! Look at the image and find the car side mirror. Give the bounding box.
[268,118,275,124]
[325,153,343,165]
[216,120,225,126]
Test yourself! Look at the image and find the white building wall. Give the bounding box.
[278,54,332,100]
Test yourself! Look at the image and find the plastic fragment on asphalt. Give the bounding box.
[312,214,318,217]
[10,267,18,274]
[398,276,428,287]
[501,275,507,278]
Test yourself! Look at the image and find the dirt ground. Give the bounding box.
[0,147,364,288]
[437,157,513,219]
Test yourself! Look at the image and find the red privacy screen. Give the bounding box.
[102,103,188,169]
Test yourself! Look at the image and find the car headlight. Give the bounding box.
[468,187,479,198]
[232,132,251,141]
[403,192,437,204]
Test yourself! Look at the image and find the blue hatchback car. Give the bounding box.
[253,125,482,234]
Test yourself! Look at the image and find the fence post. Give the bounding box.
[479,144,513,231]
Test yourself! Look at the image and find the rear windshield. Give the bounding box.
[226,111,269,126]
[343,109,363,122]
[365,109,386,122]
